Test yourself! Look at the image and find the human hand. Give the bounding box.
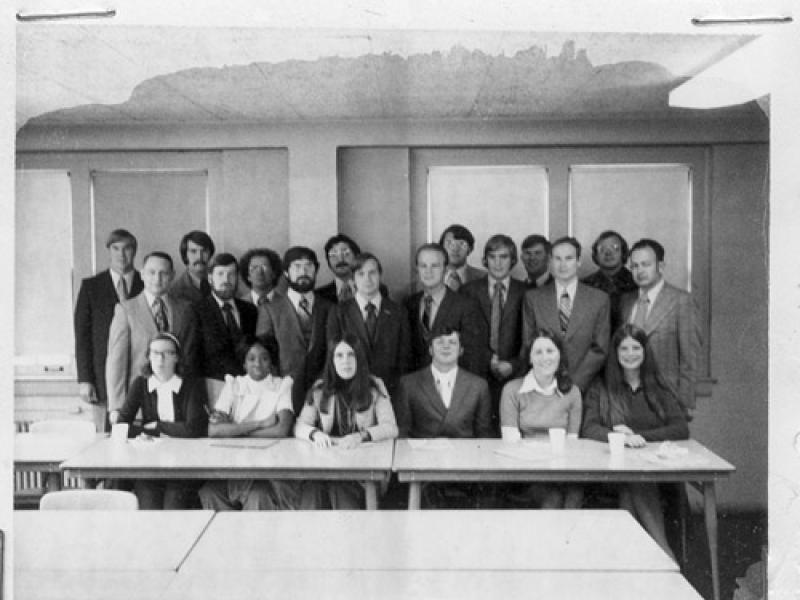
[336,433,363,450]
[208,410,231,425]
[613,424,634,435]
[143,421,158,431]
[311,431,333,448]
[624,433,647,448]
[79,382,98,404]
[491,360,513,380]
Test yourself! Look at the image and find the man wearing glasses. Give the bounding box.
[316,233,387,303]
[581,230,637,332]
[239,247,282,306]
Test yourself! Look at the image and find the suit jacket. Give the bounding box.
[316,280,389,304]
[396,366,492,439]
[194,296,258,381]
[405,288,490,377]
[118,375,208,438]
[169,269,210,304]
[620,282,700,411]
[525,273,553,290]
[445,264,486,291]
[255,293,334,413]
[326,297,411,401]
[105,293,198,412]
[74,269,143,404]
[522,282,610,392]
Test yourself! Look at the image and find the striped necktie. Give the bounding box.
[558,291,571,334]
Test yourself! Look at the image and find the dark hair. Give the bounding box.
[105,229,138,253]
[142,251,174,271]
[550,236,582,260]
[591,230,629,265]
[239,248,282,288]
[235,335,277,376]
[179,230,215,265]
[438,224,475,251]
[427,325,462,349]
[520,234,551,254]
[282,246,319,272]
[324,234,361,266]
[207,252,238,274]
[142,332,183,377]
[630,238,666,262]
[600,324,677,425]
[415,243,449,267]
[351,252,383,275]
[483,234,518,267]
[528,328,573,394]
[313,333,378,414]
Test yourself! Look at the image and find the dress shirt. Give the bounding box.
[147,374,183,422]
[335,278,356,297]
[487,275,510,304]
[517,371,562,396]
[250,289,275,305]
[212,292,240,327]
[431,365,458,409]
[555,279,578,306]
[445,265,468,288]
[286,288,315,314]
[630,277,666,323]
[419,286,447,325]
[356,293,382,319]
[109,269,135,298]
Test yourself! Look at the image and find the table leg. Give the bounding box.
[364,482,378,510]
[44,472,62,493]
[703,481,720,600]
[408,482,422,510]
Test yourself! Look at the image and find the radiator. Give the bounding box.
[15,420,83,492]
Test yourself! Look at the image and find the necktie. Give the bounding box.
[365,302,377,344]
[633,295,650,330]
[338,282,354,303]
[116,276,128,301]
[297,297,313,345]
[422,295,433,332]
[221,302,240,338]
[490,282,503,353]
[558,291,571,334]
[447,271,462,292]
[257,293,270,307]
[153,297,169,332]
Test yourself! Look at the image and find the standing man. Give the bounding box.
[170,230,215,304]
[74,228,143,431]
[622,238,700,414]
[256,246,334,413]
[195,253,259,400]
[316,233,387,303]
[522,236,609,393]
[520,234,553,289]
[326,253,410,403]
[462,234,526,428]
[439,224,486,292]
[406,243,489,377]
[581,230,637,332]
[239,247,282,306]
[106,251,198,420]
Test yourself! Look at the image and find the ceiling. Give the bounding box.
[16,26,763,130]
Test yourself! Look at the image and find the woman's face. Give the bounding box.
[333,341,357,380]
[617,336,645,372]
[149,338,179,380]
[244,344,272,381]
[530,337,560,379]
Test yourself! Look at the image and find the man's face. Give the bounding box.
[485,246,513,280]
[630,247,663,290]
[550,242,580,283]
[353,258,381,299]
[209,263,238,300]
[416,249,446,291]
[442,233,471,268]
[186,240,211,278]
[108,240,136,274]
[285,258,317,293]
[142,256,174,296]
[596,235,624,271]
[327,242,356,279]
[521,243,549,279]
[248,255,274,292]
[429,332,462,370]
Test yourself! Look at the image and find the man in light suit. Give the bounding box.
[326,252,410,405]
[622,238,700,414]
[522,236,610,393]
[169,230,215,304]
[461,234,526,430]
[405,243,489,378]
[520,234,553,289]
[74,228,143,431]
[238,247,282,306]
[439,224,486,291]
[256,246,334,413]
[106,251,199,421]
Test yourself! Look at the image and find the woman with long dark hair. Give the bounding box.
[295,333,398,508]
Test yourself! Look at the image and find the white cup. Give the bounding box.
[111,423,129,443]
[548,427,566,455]
[607,432,625,458]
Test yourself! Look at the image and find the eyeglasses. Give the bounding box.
[327,248,354,259]
[598,243,621,252]
[248,264,270,273]
[150,350,178,359]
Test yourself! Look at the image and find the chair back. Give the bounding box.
[39,490,139,511]
[29,419,95,441]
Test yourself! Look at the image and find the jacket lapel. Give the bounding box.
[420,368,448,419]
[645,284,677,333]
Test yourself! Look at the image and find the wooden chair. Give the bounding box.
[39,490,139,511]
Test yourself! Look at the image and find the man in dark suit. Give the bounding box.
[326,252,410,405]
[520,234,553,289]
[169,230,215,304]
[106,251,199,420]
[195,253,258,402]
[405,243,489,377]
[238,247,282,306]
[461,234,526,428]
[439,224,486,291]
[74,228,143,431]
[522,236,610,393]
[581,230,637,332]
[256,246,334,413]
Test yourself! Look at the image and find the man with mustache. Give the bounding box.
[316,233,387,303]
[256,247,334,413]
[195,253,259,401]
[170,230,215,304]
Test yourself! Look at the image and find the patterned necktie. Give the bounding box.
[558,291,571,334]
[365,302,378,344]
[447,270,462,292]
[490,282,503,353]
[422,294,434,332]
[152,297,169,332]
[297,296,313,345]
[116,276,128,301]
[221,302,240,338]
[257,293,270,307]
[633,295,650,330]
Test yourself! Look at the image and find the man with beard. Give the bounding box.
[170,230,215,304]
[256,246,334,413]
[316,233,388,303]
[195,253,259,402]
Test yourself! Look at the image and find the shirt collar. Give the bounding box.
[211,292,234,309]
[287,287,314,308]
[640,276,665,303]
[147,374,183,394]
[431,364,458,384]
[143,290,165,308]
[556,279,578,300]
[488,275,510,293]
[518,371,562,396]
[356,292,382,313]
[424,285,447,305]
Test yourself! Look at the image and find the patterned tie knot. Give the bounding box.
[449,271,462,290]
[257,294,270,306]
[299,297,310,313]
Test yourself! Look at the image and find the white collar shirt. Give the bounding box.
[632,277,666,321]
[147,375,183,422]
[555,279,578,305]
[212,292,240,327]
[488,275,511,302]
[356,293,382,319]
[518,371,562,396]
[286,288,314,314]
[431,365,458,409]
[420,285,447,324]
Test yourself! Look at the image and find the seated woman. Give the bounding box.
[500,328,582,509]
[582,324,689,559]
[112,332,208,509]
[295,333,398,509]
[199,336,299,510]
